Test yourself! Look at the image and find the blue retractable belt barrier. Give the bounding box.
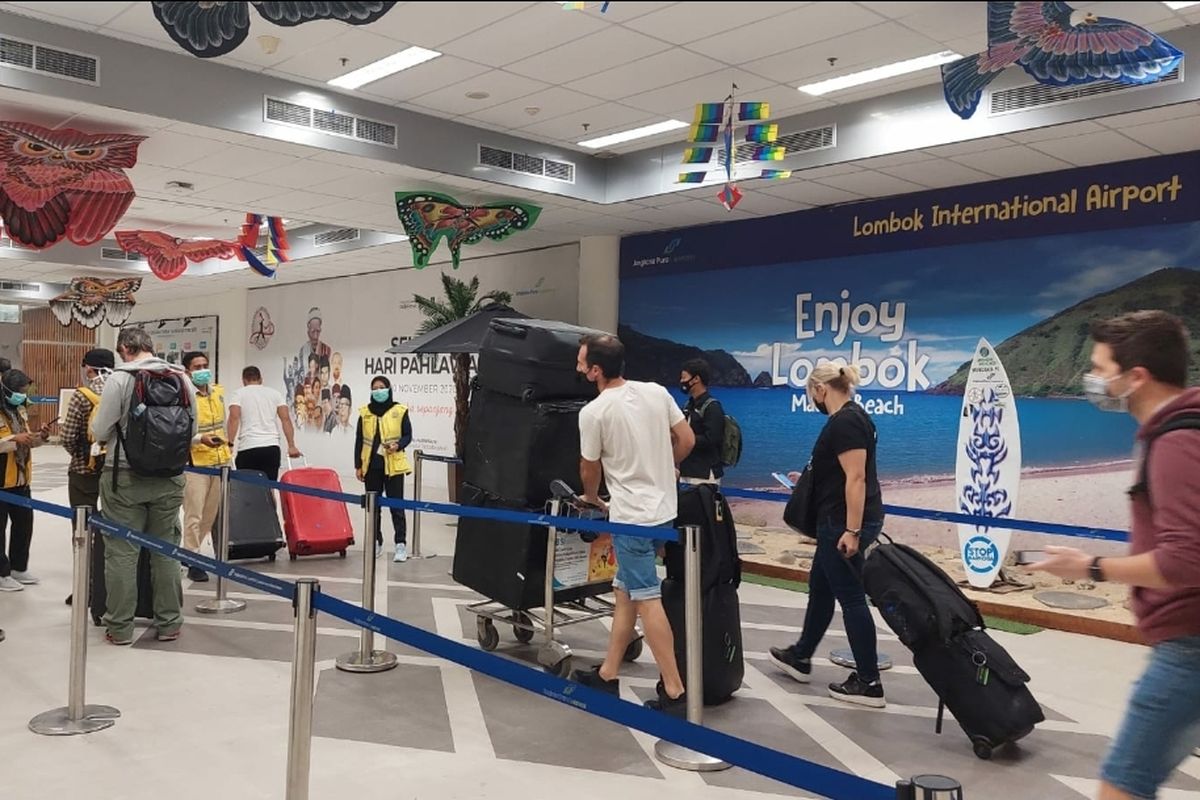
[0,487,75,519]
[229,469,363,506]
[186,466,223,478]
[314,591,894,800]
[718,486,1129,543]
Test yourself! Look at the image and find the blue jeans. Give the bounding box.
[1101,636,1200,798]
[793,516,883,682]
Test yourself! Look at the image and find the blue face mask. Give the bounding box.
[6,391,26,407]
[191,369,212,387]
[371,388,391,404]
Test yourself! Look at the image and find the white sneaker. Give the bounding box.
[0,575,24,592]
[394,544,408,563]
[11,570,39,585]
[375,542,383,559]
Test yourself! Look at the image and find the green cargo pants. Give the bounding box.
[99,469,186,641]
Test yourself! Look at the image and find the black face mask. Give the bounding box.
[815,401,829,415]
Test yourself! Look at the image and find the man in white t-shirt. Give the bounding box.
[572,333,695,717]
[226,365,301,481]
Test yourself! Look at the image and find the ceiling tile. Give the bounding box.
[135,130,233,168]
[888,2,984,43]
[565,49,727,102]
[922,136,1015,158]
[347,56,491,105]
[254,158,363,190]
[795,162,864,180]
[271,29,424,83]
[622,70,772,116]
[365,2,537,49]
[854,2,943,18]
[628,2,807,45]
[878,159,993,188]
[462,87,602,130]
[190,180,286,207]
[743,22,943,85]
[1115,117,1200,155]
[438,3,607,67]
[310,169,403,201]
[1027,130,1157,166]
[948,145,1074,178]
[855,150,936,169]
[687,3,885,62]
[192,145,306,181]
[1006,120,1108,143]
[506,26,671,85]
[516,102,659,146]
[1099,101,1200,129]
[760,180,863,207]
[813,170,926,197]
[589,1,677,23]
[2,1,131,26]
[409,71,551,117]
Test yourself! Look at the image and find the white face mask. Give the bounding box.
[1082,372,1132,413]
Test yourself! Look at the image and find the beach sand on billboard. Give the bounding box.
[731,462,1137,628]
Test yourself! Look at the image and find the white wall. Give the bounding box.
[0,321,20,368]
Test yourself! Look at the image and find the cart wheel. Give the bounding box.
[972,738,994,761]
[477,619,500,652]
[289,552,297,562]
[268,553,277,562]
[339,550,347,559]
[513,613,535,644]
[545,657,572,678]
[623,636,644,662]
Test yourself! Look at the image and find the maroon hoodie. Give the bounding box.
[1130,387,1200,644]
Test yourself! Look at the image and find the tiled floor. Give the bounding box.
[3,450,1200,800]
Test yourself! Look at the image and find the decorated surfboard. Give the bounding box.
[955,338,1022,589]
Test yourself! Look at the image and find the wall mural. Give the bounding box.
[150,1,398,59]
[394,191,542,269]
[941,1,1184,120]
[49,277,142,329]
[0,122,144,250]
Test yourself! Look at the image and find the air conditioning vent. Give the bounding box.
[101,247,145,262]
[720,124,836,166]
[476,144,575,184]
[0,281,39,292]
[0,35,98,84]
[263,95,397,148]
[990,66,1183,115]
[313,227,360,247]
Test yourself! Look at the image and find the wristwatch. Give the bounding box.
[1088,556,1106,582]
[845,529,861,538]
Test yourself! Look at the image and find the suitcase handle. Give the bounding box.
[286,454,309,470]
[489,319,529,338]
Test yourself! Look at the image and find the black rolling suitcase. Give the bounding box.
[88,533,154,627]
[662,484,744,706]
[862,538,1044,759]
[476,318,602,402]
[219,469,285,561]
[463,389,589,508]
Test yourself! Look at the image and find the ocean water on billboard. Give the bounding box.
[714,387,1138,488]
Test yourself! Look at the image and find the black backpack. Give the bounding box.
[1131,413,1200,502]
[114,369,194,481]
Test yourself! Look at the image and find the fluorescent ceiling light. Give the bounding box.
[798,50,963,96]
[1164,2,1199,9]
[578,119,688,149]
[328,46,441,89]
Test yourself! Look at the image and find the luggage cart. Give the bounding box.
[467,483,644,677]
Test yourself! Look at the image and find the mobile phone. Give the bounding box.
[1013,550,1046,566]
[771,472,795,490]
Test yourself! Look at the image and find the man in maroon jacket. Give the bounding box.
[1035,310,1200,800]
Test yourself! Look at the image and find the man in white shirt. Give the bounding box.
[226,365,301,480]
[573,333,695,717]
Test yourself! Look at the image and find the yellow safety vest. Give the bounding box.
[359,403,411,477]
[191,385,232,467]
[0,406,31,489]
[77,386,104,471]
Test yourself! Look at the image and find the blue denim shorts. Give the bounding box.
[1101,636,1200,798]
[611,535,662,601]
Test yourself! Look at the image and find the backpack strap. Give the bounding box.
[1132,413,1200,503]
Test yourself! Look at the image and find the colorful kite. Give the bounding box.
[237,214,290,277]
[677,87,784,210]
[0,121,144,250]
[394,191,541,269]
[49,277,142,329]
[942,1,1184,120]
[115,230,239,281]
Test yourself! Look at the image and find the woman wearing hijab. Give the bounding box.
[354,376,413,563]
[0,368,50,592]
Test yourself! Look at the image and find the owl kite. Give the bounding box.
[0,121,145,250]
[49,277,142,329]
[942,1,1184,120]
[151,1,398,58]
[394,192,541,269]
[115,230,239,281]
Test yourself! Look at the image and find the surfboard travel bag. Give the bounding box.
[663,484,744,706]
[476,318,602,402]
[863,538,1044,759]
[219,469,285,562]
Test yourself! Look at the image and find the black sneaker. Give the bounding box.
[828,672,885,708]
[769,646,812,684]
[187,566,209,583]
[645,690,687,719]
[570,665,618,696]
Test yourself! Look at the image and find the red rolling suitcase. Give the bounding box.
[280,465,355,560]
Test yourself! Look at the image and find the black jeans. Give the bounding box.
[364,469,406,545]
[236,446,282,482]
[0,485,34,577]
[793,516,884,683]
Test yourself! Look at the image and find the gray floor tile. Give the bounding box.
[313,663,454,752]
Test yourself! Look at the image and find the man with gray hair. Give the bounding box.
[298,307,331,369]
[92,327,197,646]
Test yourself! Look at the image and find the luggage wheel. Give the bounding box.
[289,552,297,561]
[268,553,277,562]
[623,636,644,662]
[538,641,572,678]
[477,618,500,652]
[339,550,347,559]
[512,612,535,644]
[971,738,994,760]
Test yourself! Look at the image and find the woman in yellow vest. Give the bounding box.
[0,368,50,592]
[354,375,413,563]
[181,352,231,583]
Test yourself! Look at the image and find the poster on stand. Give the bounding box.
[123,314,219,376]
[552,533,617,590]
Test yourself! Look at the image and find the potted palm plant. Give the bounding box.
[413,273,512,501]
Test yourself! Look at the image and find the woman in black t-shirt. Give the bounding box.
[769,363,887,708]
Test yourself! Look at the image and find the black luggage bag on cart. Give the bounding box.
[88,532,154,627]
[217,469,285,561]
[662,483,744,706]
[476,318,602,402]
[862,538,1044,759]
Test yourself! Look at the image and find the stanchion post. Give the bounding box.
[411,450,424,557]
[196,466,246,615]
[29,506,121,736]
[654,524,730,772]
[336,492,397,673]
[895,775,964,799]
[286,578,319,800]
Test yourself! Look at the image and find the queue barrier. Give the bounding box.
[0,479,967,800]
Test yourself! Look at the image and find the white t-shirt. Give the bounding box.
[230,384,286,451]
[579,380,684,526]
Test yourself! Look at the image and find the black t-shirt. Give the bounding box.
[809,402,883,528]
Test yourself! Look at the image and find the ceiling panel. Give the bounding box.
[742,21,943,85]
[878,158,993,189]
[687,3,885,62]
[628,2,808,46]
[346,56,491,105]
[365,2,536,50]
[759,180,863,206]
[887,2,983,43]
[1098,101,1200,129]
[947,145,1074,178]
[135,130,233,169]
[437,3,607,67]
[199,144,308,181]
[1120,117,1200,154]
[1027,129,1158,166]
[564,49,727,102]
[1,1,131,26]
[253,157,363,191]
[813,170,927,197]
[515,102,657,146]
[506,26,671,85]
[409,71,551,118]
[1006,119,1108,143]
[189,179,286,207]
[622,70,773,116]
[270,29,427,83]
[462,87,604,130]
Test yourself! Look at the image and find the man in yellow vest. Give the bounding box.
[181,351,231,583]
[0,368,50,592]
[354,376,412,562]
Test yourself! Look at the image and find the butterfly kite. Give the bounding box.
[394,192,541,269]
[49,277,142,329]
[0,121,145,250]
[941,1,1184,120]
[151,1,397,58]
[677,88,790,211]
